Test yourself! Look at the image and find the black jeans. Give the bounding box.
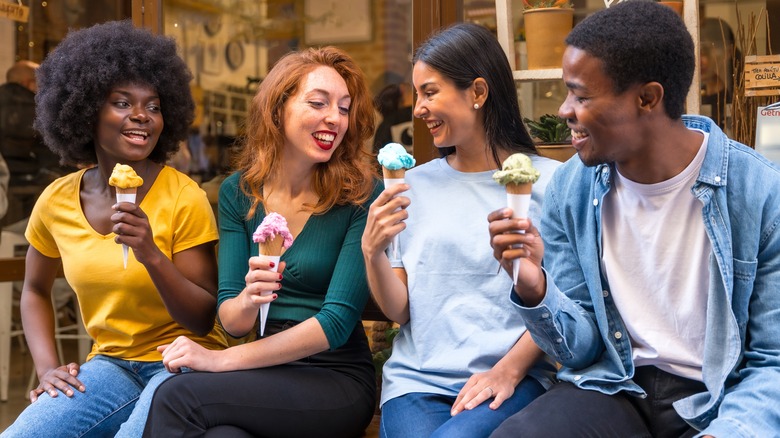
[142,321,376,438]
[490,366,707,438]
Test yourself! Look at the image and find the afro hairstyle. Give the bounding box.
[565,0,695,119]
[34,20,195,166]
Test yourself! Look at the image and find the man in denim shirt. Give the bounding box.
[488,1,780,437]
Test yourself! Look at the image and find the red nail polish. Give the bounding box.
[277,283,282,290]
[278,274,283,280]
[269,261,275,268]
[272,294,278,300]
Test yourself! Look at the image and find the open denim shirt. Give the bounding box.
[512,116,780,437]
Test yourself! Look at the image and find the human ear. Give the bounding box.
[472,78,489,108]
[638,82,663,112]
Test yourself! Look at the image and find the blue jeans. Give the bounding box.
[1,355,177,438]
[379,376,545,438]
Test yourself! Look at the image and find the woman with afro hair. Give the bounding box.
[3,20,226,437]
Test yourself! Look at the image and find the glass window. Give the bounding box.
[162,0,414,178]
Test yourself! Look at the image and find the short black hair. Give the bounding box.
[413,22,536,166]
[565,0,694,119]
[35,20,194,166]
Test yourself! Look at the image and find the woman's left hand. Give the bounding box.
[158,336,223,373]
[450,368,519,416]
[111,202,160,265]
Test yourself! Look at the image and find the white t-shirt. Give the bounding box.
[381,155,561,405]
[601,131,710,381]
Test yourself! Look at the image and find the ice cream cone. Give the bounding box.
[382,167,406,259]
[492,153,540,285]
[382,167,406,180]
[505,182,533,195]
[115,188,137,269]
[506,187,532,285]
[257,236,286,337]
[259,234,285,256]
[109,164,143,269]
[252,213,294,337]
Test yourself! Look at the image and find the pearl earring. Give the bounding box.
[473,103,480,110]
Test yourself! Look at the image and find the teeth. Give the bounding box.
[571,130,587,140]
[426,121,442,129]
[313,132,335,142]
[124,130,148,138]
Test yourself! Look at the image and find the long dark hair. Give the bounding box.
[413,22,537,167]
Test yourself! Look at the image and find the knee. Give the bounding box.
[149,373,189,409]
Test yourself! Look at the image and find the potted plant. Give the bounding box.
[524,114,577,162]
[522,0,574,70]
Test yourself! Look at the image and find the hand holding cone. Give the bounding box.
[492,153,540,284]
[252,212,294,336]
[109,164,144,269]
[377,143,415,259]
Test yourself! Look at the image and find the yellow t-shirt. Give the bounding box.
[26,166,226,361]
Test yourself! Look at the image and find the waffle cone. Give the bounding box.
[382,168,406,179]
[116,187,137,196]
[259,235,285,256]
[506,182,533,195]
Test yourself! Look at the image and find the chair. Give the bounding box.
[0,231,28,401]
[0,230,92,401]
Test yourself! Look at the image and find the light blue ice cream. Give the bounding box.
[377,142,415,170]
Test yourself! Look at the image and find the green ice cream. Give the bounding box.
[492,153,540,185]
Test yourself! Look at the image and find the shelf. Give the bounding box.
[494,0,700,115]
[513,69,563,82]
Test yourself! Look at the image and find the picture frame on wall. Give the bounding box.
[304,0,372,45]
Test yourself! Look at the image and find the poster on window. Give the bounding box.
[755,103,780,166]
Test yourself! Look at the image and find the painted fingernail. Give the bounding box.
[277,283,282,290]
[278,274,283,280]
[272,294,278,300]
[269,261,275,268]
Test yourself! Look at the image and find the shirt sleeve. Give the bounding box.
[314,182,382,349]
[515,170,603,369]
[216,173,253,308]
[171,178,219,254]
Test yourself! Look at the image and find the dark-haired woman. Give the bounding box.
[361,22,560,438]
[3,21,226,438]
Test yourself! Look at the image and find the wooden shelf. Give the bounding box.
[495,0,700,115]
[513,69,563,82]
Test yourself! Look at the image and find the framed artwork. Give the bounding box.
[225,40,245,70]
[202,42,223,75]
[304,0,372,45]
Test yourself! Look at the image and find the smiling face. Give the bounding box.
[412,61,481,149]
[95,81,163,164]
[282,65,350,166]
[558,47,645,167]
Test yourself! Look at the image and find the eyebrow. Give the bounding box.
[564,80,585,92]
[418,82,435,92]
[308,88,351,101]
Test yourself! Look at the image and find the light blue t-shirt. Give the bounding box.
[381,155,561,406]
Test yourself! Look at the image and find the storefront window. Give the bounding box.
[162,0,414,178]
[2,1,130,65]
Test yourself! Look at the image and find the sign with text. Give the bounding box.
[0,1,29,23]
[744,55,780,97]
[755,103,780,165]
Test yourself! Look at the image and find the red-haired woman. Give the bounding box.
[143,47,381,437]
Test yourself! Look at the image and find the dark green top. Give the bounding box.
[216,172,381,349]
